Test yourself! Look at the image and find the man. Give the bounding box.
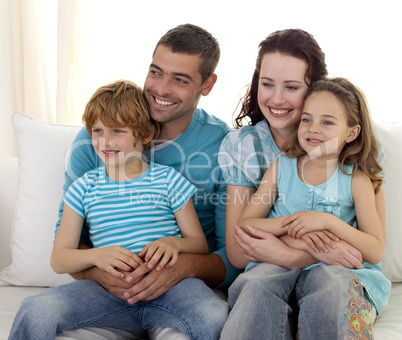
[10,24,239,340]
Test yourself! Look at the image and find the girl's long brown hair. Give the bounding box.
[283,77,383,192]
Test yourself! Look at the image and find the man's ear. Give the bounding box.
[346,125,361,143]
[201,73,218,97]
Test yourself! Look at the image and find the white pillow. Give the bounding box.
[375,122,402,282]
[0,113,81,287]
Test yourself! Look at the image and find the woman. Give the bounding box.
[218,29,385,339]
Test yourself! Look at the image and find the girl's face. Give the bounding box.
[258,52,309,143]
[91,118,144,170]
[298,91,360,158]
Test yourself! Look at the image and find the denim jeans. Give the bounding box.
[9,278,229,340]
[220,263,374,340]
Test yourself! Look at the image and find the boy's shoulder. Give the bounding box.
[74,166,105,186]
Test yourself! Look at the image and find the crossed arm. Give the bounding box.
[225,164,386,270]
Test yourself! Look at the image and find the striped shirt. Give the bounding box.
[64,162,197,254]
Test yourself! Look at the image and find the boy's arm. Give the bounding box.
[172,198,209,254]
[138,198,209,271]
[51,204,91,273]
[52,204,142,277]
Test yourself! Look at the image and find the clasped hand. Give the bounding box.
[94,238,180,280]
[281,211,339,253]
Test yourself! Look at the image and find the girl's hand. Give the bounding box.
[93,246,143,278]
[301,230,339,253]
[138,238,179,271]
[281,211,333,239]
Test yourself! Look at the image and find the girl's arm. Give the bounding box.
[51,204,142,277]
[284,171,385,264]
[238,160,290,236]
[138,198,208,271]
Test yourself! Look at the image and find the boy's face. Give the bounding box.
[91,118,144,170]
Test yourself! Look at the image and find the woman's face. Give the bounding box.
[258,52,309,142]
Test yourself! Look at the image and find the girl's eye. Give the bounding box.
[323,121,334,126]
[301,118,310,123]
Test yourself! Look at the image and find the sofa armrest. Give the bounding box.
[0,158,18,271]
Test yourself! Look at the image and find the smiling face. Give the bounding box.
[298,91,360,159]
[257,52,309,146]
[143,45,215,139]
[91,118,144,171]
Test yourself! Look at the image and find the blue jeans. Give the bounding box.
[220,263,374,340]
[9,278,229,340]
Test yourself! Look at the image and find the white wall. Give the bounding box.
[68,0,402,126]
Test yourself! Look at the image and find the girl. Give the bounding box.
[221,78,391,339]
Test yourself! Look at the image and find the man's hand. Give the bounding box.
[71,266,137,300]
[123,256,189,304]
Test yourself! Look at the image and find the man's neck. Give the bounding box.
[159,111,195,141]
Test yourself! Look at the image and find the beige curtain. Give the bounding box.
[0,0,89,159]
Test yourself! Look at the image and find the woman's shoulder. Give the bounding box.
[221,120,278,153]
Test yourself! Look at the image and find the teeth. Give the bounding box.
[155,98,174,106]
[271,108,289,115]
[308,139,322,143]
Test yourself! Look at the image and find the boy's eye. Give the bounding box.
[92,128,102,133]
[114,129,124,134]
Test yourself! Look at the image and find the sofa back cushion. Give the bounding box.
[0,114,401,287]
[0,113,79,287]
[375,122,402,282]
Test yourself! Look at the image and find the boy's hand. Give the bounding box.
[93,246,143,278]
[138,238,179,271]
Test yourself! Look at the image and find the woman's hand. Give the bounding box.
[232,225,313,268]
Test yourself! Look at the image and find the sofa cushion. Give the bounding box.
[375,122,402,282]
[0,113,80,287]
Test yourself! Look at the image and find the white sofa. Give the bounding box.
[1,113,402,340]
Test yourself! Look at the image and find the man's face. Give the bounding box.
[144,45,205,128]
